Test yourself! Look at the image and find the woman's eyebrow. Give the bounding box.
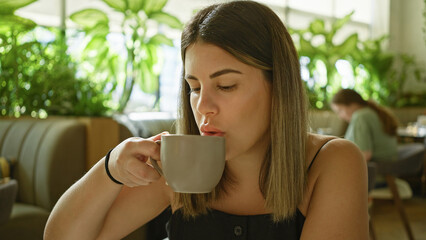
[210,69,242,79]
[185,74,198,80]
[185,69,242,81]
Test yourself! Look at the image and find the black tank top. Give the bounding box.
[165,140,332,240]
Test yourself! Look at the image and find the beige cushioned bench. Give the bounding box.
[0,118,86,240]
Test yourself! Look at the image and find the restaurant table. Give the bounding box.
[397,126,426,144]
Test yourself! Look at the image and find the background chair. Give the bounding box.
[0,179,18,226]
[372,143,425,240]
[367,162,377,240]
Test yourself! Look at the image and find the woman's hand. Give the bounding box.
[107,132,168,187]
[45,132,171,240]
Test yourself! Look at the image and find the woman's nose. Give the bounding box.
[196,88,218,116]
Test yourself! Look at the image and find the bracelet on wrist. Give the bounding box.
[104,149,123,185]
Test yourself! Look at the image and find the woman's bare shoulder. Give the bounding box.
[302,134,366,209]
[306,133,364,168]
[317,137,365,167]
[301,134,369,239]
[306,133,337,167]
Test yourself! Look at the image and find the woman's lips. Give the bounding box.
[201,131,225,137]
[200,124,224,137]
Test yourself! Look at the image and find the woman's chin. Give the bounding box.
[225,152,233,161]
[224,151,238,162]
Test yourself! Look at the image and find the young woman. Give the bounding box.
[45,2,368,239]
[331,88,399,162]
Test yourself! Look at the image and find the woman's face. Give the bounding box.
[331,103,353,122]
[184,42,272,161]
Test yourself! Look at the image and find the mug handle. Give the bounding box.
[149,140,163,176]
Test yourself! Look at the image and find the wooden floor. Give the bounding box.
[370,197,426,240]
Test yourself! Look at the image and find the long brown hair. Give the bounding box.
[176,1,308,222]
[331,89,398,136]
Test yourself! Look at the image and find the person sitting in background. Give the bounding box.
[331,88,399,162]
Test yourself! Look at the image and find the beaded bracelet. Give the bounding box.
[104,149,123,185]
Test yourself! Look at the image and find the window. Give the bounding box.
[15,0,389,114]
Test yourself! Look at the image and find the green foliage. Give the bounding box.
[291,12,426,110]
[291,12,358,109]
[386,54,426,107]
[0,0,37,15]
[0,1,113,117]
[348,36,425,108]
[70,0,182,112]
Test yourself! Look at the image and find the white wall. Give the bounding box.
[389,0,426,93]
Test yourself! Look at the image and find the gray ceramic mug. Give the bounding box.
[150,134,226,193]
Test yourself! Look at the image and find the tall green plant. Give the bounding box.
[386,54,426,107]
[347,35,425,108]
[290,12,358,109]
[70,0,182,112]
[291,12,426,110]
[0,0,37,116]
[0,0,113,117]
[349,36,396,105]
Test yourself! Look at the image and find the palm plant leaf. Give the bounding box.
[0,0,37,15]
